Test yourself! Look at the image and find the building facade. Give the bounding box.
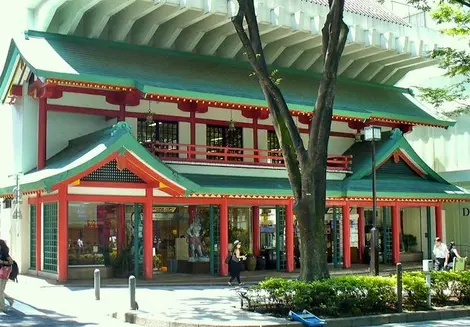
[0,0,468,281]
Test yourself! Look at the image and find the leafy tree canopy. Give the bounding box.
[407,0,470,116]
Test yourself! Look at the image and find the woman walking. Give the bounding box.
[0,239,13,312]
[228,240,246,286]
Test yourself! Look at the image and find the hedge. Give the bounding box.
[243,271,470,317]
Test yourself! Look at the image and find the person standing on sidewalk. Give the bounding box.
[0,239,13,312]
[433,237,448,271]
[228,240,246,286]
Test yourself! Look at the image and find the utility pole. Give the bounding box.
[11,173,22,220]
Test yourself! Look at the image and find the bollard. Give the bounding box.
[94,269,101,301]
[129,275,137,310]
[396,263,402,313]
[426,271,432,307]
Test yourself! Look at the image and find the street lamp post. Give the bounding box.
[364,126,381,276]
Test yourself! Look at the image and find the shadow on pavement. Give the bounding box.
[0,298,98,327]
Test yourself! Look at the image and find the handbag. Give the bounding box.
[0,265,12,280]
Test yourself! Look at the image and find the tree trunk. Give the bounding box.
[232,0,348,281]
[295,194,329,280]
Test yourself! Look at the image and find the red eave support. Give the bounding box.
[38,98,47,170]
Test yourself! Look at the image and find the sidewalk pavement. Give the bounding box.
[58,263,422,287]
[7,267,468,327]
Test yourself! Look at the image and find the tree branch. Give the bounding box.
[233,0,307,168]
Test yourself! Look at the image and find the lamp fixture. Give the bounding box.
[228,109,236,131]
[364,126,382,141]
[354,130,362,143]
[146,101,156,126]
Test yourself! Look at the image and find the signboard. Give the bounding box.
[153,207,177,213]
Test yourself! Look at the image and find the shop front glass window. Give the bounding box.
[68,202,119,266]
[229,207,251,253]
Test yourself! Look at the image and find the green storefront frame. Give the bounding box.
[30,204,37,270]
[43,202,58,273]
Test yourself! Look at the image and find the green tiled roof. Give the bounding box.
[183,174,344,197]
[341,128,470,199]
[0,122,199,195]
[0,124,467,200]
[0,30,453,127]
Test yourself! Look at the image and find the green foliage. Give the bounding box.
[401,272,429,310]
[407,0,470,115]
[246,271,470,317]
[249,276,396,317]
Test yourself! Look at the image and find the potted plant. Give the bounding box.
[245,252,257,271]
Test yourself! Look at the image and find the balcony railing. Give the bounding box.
[142,142,352,171]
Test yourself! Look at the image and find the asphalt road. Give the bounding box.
[363,318,470,327]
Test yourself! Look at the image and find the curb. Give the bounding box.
[112,307,470,327]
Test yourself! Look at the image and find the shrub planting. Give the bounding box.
[243,271,470,317]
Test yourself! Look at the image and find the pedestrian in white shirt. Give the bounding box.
[433,237,448,271]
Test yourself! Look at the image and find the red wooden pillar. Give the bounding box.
[392,204,401,264]
[219,198,229,276]
[435,203,443,239]
[342,204,351,268]
[357,207,365,264]
[36,193,42,272]
[190,111,196,159]
[253,118,259,163]
[285,199,295,272]
[252,206,260,256]
[143,188,153,279]
[118,103,126,122]
[57,186,68,281]
[38,98,47,170]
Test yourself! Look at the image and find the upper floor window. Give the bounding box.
[137,119,179,158]
[3,199,12,209]
[206,125,243,162]
[267,130,284,164]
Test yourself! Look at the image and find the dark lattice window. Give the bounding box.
[3,199,12,209]
[137,119,179,158]
[206,125,243,161]
[267,130,284,164]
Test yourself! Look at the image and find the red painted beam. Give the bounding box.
[47,104,119,118]
[67,194,146,203]
[227,198,290,206]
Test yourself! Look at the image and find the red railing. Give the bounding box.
[142,142,352,171]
